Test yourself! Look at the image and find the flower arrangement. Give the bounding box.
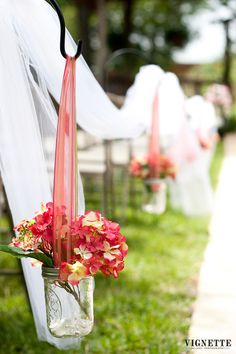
[205,84,232,110]
[129,155,176,180]
[0,203,128,286]
[198,132,220,150]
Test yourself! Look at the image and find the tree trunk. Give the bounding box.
[222,19,231,89]
[78,3,91,64]
[95,0,108,85]
[123,0,133,46]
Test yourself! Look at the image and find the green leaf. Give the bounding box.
[0,245,54,267]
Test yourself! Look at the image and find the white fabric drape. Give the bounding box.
[121,67,215,216]
[10,0,147,140]
[186,95,218,139]
[0,6,85,348]
[186,95,218,170]
[122,70,188,146]
[167,93,216,216]
[121,65,165,129]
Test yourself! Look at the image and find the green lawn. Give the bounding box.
[0,143,223,354]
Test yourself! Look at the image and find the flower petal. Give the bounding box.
[104,252,116,261]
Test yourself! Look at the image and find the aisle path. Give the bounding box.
[188,134,236,354]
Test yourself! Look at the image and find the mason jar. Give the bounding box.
[42,267,94,338]
[142,178,167,214]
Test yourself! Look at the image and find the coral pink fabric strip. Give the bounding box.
[53,57,77,267]
[148,90,160,178]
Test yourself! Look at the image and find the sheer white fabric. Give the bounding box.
[157,73,189,151]
[158,85,215,216]
[168,157,214,216]
[186,95,218,169]
[122,68,214,216]
[0,7,84,349]
[166,96,216,216]
[10,0,147,139]
[186,95,218,139]
[122,70,188,148]
[121,65,165,129]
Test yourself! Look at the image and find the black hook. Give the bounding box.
[48,0,82,59]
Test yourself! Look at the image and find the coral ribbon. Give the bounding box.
[148,90,160,178]
[53,56,77,267]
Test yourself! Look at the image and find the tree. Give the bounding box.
[58,0,209,73]
[108,0,208,69]
[210,0,236,88]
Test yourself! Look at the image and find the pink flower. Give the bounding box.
[102,219,120,240]
[71,213,128,279]
[12,202,128,281]
[100,259,125,278]
[129,157,149,178]
[205,84,232,109]
[10,234,40,252]
[120,241,128,258]
[130,155,176,180]
[29,203,53,247]
[74,245,93,260]
[103,241,121,261]
[87,258,103,274]
[12,203,54,255]
[11,219,40,251]
[14,219,29,232]
[32,204,53,236]
[82,211,104,230]
[59,261,89,285]
[129,159,142,177]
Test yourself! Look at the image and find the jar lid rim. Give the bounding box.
[42,266,59,277]
[42,266,94,281]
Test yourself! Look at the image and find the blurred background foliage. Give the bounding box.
[55,0,236,129]
[57,0,209,76]
[55,1,236,95]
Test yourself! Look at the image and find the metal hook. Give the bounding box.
[48,0,82,59]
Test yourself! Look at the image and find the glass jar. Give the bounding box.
[142,178,167,214]
[42,267,94,338]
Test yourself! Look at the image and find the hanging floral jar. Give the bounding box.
[0,2,129,341]
[0,50,129,340]
[0,205,128,339]
[128,88,177,215]
[129,155,176,215]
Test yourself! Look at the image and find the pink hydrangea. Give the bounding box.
[12,205,128,285]
[129,155,176,180]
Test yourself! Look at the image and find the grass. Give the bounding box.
[0,143,223,354]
